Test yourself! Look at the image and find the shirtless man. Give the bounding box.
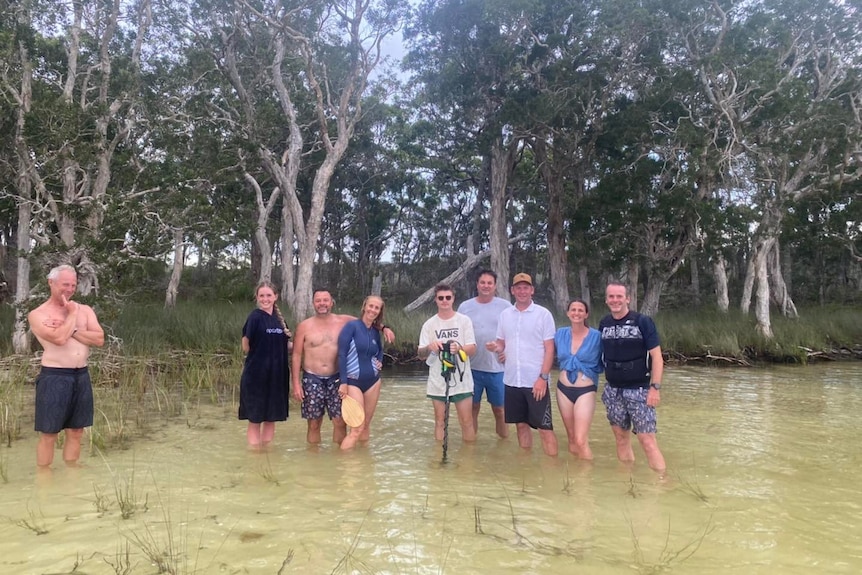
[28,264,105,468]
[291,289,394,444]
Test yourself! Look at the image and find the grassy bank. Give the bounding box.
[356,302,862,365]
[3,300,862,363]
[106,300,862,364]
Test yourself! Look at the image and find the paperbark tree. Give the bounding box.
[712,253,730,312]
[196,0,401,319]
[670,0,862,335]
[2,0,34,353]
[406,0,539,299]
[22,0,149,294]
[523,0,663,314]
[2,0,150,347]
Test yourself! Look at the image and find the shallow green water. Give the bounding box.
[0,363,860,574]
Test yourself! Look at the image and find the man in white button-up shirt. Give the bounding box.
[492,273,558,456]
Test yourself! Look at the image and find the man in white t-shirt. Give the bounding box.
[418,283,478,443]
[458,269,511,438]
[492,273,558,456]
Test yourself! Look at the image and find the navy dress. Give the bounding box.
[239,309,289,422]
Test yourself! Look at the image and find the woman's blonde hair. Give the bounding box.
[255,281,290,337]
[361,295,385,330]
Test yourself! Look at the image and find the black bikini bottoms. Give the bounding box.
[556,381,597,404]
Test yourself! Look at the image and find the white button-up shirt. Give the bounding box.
[496,301,555,388]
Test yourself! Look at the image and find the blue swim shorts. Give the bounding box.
[472,370,504,407]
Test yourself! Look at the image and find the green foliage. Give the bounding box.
[1,0,861,346]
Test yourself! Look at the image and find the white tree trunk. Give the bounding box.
[13,177,32,354]
[489,137,519,298]
[712,254,730,312]
[243,173,278,284]
[768,241,798,318]
[280,200,296,305]
[690,254,701,307]
[754,238,774,338]
[11,18,33,355]
[404,234,526,313]
[626,260,639,312]
[243,3,387,321]
[164,228,185,308]
[640,276,664,317]
[740,251,756,314]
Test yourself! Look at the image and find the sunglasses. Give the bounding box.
[436,295,453,301]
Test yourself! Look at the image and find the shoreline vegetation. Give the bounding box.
[1,301,860,454]
[3,300,862,364]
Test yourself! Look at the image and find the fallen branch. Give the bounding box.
[403,234,526,313]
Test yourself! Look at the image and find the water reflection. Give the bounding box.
[0,364,861,573]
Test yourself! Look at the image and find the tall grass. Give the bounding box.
[0,361,33,447]
[655,306,862,363]
[111,302,262,355]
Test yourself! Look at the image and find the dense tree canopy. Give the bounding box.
[1,0,860,349]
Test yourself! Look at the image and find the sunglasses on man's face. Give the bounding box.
[436,295,453,301]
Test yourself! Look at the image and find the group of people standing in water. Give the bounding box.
[239,285,393,452]
[26,263,664,473]
[239,270,666,472]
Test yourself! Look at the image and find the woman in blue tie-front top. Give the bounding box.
[554,299,603,459]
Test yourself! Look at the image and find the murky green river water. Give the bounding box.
[0,363,860,574]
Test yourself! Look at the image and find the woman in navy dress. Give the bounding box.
[337,295,385,451]
[239,281,291,447]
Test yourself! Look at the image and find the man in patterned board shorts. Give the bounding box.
[28,264,105,469]
[291,289,394,445]
[599,282,666,472]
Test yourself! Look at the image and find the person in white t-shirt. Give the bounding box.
[418,284,478,443]
[458,269,511,438]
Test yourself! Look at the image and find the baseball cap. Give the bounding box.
[512,272,532,286]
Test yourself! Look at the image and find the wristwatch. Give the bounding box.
[539,373,550,382]
[649,383,661,390]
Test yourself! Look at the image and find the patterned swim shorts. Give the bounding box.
[601,386,657,434]
[301,372,342,420]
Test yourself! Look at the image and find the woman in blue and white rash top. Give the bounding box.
[337,295,385,450]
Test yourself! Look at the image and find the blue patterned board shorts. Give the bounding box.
[601,386,657,434]
[300,372,342,420]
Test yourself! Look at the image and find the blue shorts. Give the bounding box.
[472,370,504,407]
[34,367,94,433]
[300,372,342,420]
[601,386,657,434]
